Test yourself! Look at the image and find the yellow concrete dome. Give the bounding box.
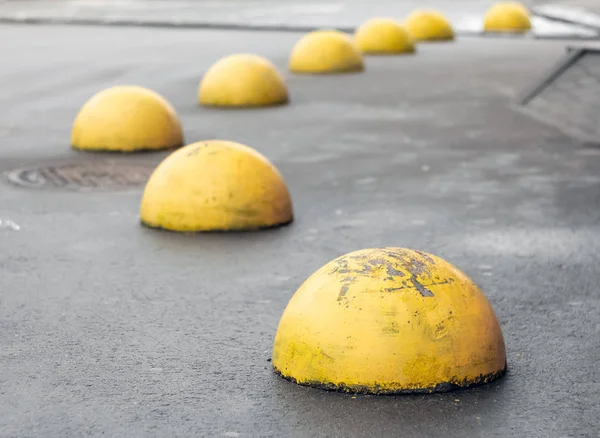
[199,54,289,108]
[355,17,416,55]
[71,86,183,152]
[405,9,455,42]
[140,140,293,232]
[273,247,506,394]
[484,2,532,33]
[289,30,365,74]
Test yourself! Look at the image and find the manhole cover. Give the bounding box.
[3,160,155,191]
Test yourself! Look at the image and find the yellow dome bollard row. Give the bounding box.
[140,140,293,232]
[199,54,289,108]
[354,18,416,55]
[484,2,532,33]
[405,9,455,42]
[289,30,365,74]
[71,86,184,152]
[272,247,506,394]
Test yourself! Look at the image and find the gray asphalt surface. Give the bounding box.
[1,24,600,437]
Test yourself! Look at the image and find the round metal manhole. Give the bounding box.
[2,160,156,191]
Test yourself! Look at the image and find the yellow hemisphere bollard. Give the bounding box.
[272,247,506,394]
[289,30,364,74]
[71,86,184,152]
[354,17,416,55]
[405,9,455,42]
[199,54,289,108]
[484,2,532,33]
[140,140,293,232]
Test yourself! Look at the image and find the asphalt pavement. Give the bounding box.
[1,23,599,437]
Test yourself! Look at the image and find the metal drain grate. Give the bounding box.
[516,45,600,144]
[3,160,155,191]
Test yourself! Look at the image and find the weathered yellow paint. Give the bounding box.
[140,140,293,232]
[71,86,183,152]
[289,30,364,74]
[272,248,506,394]
[404,10,455,42]
[484,2,532,33]
[199,54,289,108]
[354,18,416,55]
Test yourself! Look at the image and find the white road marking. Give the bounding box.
[0,218,20,231]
